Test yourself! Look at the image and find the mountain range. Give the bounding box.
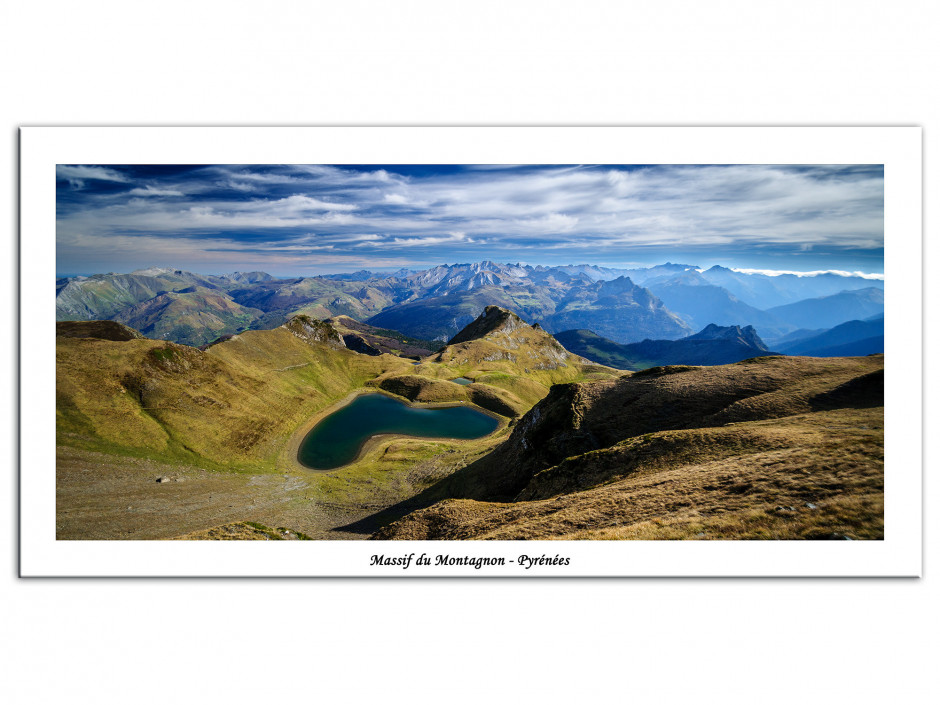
[57,261,884,349]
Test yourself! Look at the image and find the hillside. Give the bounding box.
[367,306,618,416]
[372,354,884,540]
[56,269,221,320]
[112,286,264,346]
[55,320,145,341]
[56,316,411,468]
[326,315,437,358]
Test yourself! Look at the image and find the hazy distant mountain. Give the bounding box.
[544,264,633,281]
[556,323,773,370]
[618,263,700,285]
[645,271,787,337]
[779,317,884,357]
[767,288,884,330]
[699,265,884,309]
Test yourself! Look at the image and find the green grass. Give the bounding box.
[56,328,416,474]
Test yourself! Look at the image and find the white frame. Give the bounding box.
[21,126,922,577]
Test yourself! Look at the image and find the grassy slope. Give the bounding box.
[327,315,437,357]
[372,407,883,540]
[373,355,885,540]
[56,327,414,471]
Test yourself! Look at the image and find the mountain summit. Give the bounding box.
[686,324,769,350]
[447,305,528,345]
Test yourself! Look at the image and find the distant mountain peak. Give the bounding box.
[131,266,178,277]
[597,275,638,294]
[219,271,275,283]
[686,323,769,350]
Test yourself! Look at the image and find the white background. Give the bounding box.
[2,1,937,703]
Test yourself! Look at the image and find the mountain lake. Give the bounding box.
[297,393,500,470]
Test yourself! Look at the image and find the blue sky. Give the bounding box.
[55,164,885,277]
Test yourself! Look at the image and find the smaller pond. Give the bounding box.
[298,393,499,470]
[451,377,473,385]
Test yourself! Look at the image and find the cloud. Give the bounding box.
[56,165,130,189]
[56,229,422,275]
[730,268,885,280]
[518,213,578,231]
[224,180,258,192]
[268,194,358,212]
[385,232,475,248]
[128,186,185,197]
[212,168,301,184]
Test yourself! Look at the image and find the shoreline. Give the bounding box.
[279,387,508,473]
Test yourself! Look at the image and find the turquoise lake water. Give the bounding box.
[297,393,499,470]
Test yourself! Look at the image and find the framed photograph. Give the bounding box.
[21,126,921,576]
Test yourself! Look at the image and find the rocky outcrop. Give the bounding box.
[283,315,346,348]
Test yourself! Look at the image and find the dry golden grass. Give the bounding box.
[374,355,885,541]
